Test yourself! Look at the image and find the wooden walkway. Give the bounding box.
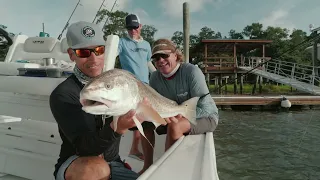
[238,66,320,96]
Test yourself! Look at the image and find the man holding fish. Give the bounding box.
[117,13,156,162]
[50,21,142,180]
[79,39,219,174]
[137,38,220,173]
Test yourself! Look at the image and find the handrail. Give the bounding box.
[241,57,320,86]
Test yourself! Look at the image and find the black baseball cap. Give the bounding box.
[125,14,140,28]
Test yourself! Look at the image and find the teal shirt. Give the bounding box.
[118,37,152,84]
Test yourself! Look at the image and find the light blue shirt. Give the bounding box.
[118,37,152,84]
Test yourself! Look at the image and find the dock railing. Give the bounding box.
[240,57,320,86]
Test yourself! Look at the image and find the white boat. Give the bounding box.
[0,29,219,180]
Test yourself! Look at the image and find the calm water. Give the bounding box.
[214,109,320,180]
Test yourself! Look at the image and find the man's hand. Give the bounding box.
[112,110,139,134]
[164,114,191,135]
[164,114,186,124]
[110,97,151,134]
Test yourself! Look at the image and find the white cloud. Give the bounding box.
[129,8,151,25]
[160,0,219,18]
[75,0,130,22]
[259,9,295,32]
[258,0,309,32]
[154,19,214,40]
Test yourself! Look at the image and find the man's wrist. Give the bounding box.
[110,122,127,134]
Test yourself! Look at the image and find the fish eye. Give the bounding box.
[105,84,111,89]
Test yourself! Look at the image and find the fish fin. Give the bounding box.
[180,97,200,125]
[152,122,161,128]
[113,116,119,132]
[136,102,167,125]
[132,116,153,148]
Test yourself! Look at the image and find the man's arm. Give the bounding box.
[189,116,218,135]
[147,43,156,73]
[49,92,121,156]
[188,65,219,134]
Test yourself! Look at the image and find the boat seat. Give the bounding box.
[0,35,73,76]
[60,38,69,53]
[23,37,57,53]
[4,35,71,64]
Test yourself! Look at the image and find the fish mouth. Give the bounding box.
[80,97,113,108]
[81,99,104,107]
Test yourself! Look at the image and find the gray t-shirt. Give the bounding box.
[149,63,219,124]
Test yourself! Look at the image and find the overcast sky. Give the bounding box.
[1,0,319,39]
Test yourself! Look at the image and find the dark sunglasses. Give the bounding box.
[126,26,139,31]
[73,45,105,58]
[152,53,170,61]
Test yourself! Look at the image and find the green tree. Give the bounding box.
[170,26,222,63]
[190,34,200,48]
[95,10,129,39]
[242,23,264,39]
[141,25,157,45]
[0,25,15,61]
[228,29,244,39]
[198,26,217,40]
[175,22,313,70]
[171,31,183,49]
[287,29,311,65]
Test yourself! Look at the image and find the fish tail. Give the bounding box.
[180,97,199,125]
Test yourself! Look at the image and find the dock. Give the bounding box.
[212,95,320,106]
[193,39,320,96]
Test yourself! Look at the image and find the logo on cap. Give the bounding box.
[82,26,95,38]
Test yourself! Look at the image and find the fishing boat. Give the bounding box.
[0,27,219,179]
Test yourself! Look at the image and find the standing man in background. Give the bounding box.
[117,13,156,163]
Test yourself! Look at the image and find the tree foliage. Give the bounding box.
[95,10,129,39]
[0,25,15,61]
[141,25,157,45]
[169,22,313,65]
